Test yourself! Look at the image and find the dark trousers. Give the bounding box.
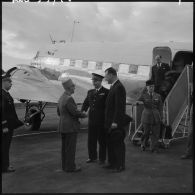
[88,124,106,161]
[107,128,126,169]
[61,132,77,171]
[2,129,14,171]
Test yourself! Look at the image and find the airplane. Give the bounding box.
[5,41,193,132]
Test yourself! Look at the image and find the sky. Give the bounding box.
[2,2,193,70]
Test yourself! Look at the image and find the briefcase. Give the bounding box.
[109,128,125,143]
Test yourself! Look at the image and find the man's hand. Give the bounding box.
[3,128,9,133]
[111,122,117,129]
[81,112,87,118]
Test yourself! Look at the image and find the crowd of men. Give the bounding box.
[1,55,193,174]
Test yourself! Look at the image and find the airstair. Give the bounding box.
[129,64,193,147]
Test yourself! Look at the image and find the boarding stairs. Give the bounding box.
[128,65,193,147]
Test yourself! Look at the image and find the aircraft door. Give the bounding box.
[153,47,172,67]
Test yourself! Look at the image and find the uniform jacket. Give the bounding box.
[105,80,126,129]
[57,92,84,133]
[81,86,109,126]
[137,90,163,124]
[151,63,170,87]
[1,89,22,130]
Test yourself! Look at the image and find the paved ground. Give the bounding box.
[2,105,193,193]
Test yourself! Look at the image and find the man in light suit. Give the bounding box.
[57,78,87,172]
[150,55,170,99]
[81,72,109,164]
[104,67,127,172]
[137,80,163,153]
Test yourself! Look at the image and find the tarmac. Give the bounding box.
[2,105,193,193]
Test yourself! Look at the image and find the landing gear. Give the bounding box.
[20,100,47,131]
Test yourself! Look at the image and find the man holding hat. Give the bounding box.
[57,78,87,172]
[136,79,163,153]
[150,55,170,98]
[81,72,109,164]
[2,72,23,173]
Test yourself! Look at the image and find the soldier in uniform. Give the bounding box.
[137,80,163,153]
[57,78,87,172]
[2,73,23,173]
[81,72,109,164]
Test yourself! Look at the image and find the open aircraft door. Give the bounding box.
[152,47,172,67]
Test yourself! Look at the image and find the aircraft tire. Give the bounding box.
[30,112,41,131]
[27,109,41,131]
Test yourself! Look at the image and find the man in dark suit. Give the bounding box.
[81,72,109,164]
[2,73,23,173]
[137,80,163,153]
[57,78,87,172]
[150,55,170,99]
[104,67,127,172]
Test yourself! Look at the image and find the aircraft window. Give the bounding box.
[129,64,138,74]
[44,57,60,65]
[70,60,75,66]
[88,61,96,70]
[75,60,83,68]
[59,58,64,65]
[96,62,102,70]
[118,64,129,74]
[137,65,150,77]
[102,62,112,71]
[82,60,88,68]
[63,59,70,66]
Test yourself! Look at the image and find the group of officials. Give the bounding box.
[57,67,131,173]
[2,55,193,174]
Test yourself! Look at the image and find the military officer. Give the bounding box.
[137,80,163,153]
[2,73,23,173]
[81,72,109,164]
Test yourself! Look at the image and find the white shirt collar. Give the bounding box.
[111,79,118,87]
[2,88,9,93]
[96,86,102,91]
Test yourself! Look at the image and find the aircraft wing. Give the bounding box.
[9,66,64,103]
[8,65,94,103]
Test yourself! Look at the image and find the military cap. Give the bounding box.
[2,72,12,82]
[146,80,154,86]
[61,78,74,88]
[91,72,104,80]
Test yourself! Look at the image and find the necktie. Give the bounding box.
[150,93,153,99]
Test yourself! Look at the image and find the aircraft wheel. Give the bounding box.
[25,108,41,131]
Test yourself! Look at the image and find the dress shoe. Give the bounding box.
[66,167,81,173]
[111,166,125,173]
[98,161,105,165]
[2,167,15,173]
[141,145,145,151]
[151,149,159,153]
[181,154,192,159]
[102,164,115,169]
[86,159,97,163]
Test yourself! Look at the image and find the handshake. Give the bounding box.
[80,111,88,118]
